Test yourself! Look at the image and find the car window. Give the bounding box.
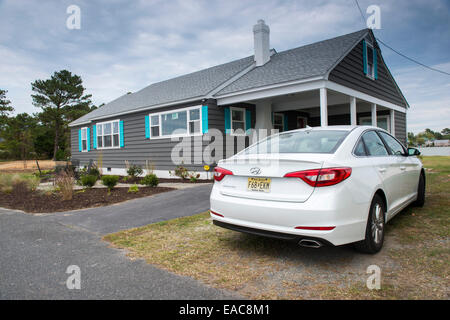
[378,132,405,156]
[354,139,367,156]
[362,131,389,156]
[243,130,349,154]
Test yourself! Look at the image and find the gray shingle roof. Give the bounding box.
[70,55,255,125]
[215,29,368,96]
[70,28,368,126]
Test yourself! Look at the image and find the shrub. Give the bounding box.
[80,174,97,188]
[128,184,139,193]
[126,164,143,178]
[101,175,119,191]
[169,165,189,180]
[188,172,200,183]
[89,166,101,179]
[55,171,74,200]
[0,173,40,193]
[140,174,159,187]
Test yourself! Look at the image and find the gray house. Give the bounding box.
[70,20,409,178]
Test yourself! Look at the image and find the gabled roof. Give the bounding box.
[215,29,368,96]
[70,28,370,127]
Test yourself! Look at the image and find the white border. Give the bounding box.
[96,119,121,149]
[229,107,247,136]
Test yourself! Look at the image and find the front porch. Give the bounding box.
[220,83,407,145]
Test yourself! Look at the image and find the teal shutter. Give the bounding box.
[373,48,378,79]
[93,125,97,149]
[145,115,150,138]
[245,109,251,133]
[78,129,82,152]
[119,121,124,147]
[224,107,231,134]
[362,39,367,75]
[283,114,289,132]
[202,105,208,133]
[86,128,90,151]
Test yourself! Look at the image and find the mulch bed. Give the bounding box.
[118,176,213,184]
[0,187,174,214]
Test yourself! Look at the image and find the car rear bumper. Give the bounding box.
[210,183,368,246]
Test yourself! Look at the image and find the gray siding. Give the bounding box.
[71,99,226,171]
[329,39,407,108]
[394,110,406,146]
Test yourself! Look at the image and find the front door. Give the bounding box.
[296,116,307,129]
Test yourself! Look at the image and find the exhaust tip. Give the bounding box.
[298,239,323,249]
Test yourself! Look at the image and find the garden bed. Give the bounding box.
[118,176,213,184]
[0,186,174,213]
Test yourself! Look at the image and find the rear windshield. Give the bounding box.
[243,130,349,154]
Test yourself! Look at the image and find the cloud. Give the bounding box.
[0,0,448,138]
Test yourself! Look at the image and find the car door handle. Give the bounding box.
[378,168,386,173]
[400,166,406,171]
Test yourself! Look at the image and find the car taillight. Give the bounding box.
[213,167,233,182]
[284,167,352,187]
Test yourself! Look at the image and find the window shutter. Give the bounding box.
[145,115,150,138]
[224,107,231,134]
[93,125,97,149]
[245,109,251,133]
[78,129,82,152]
[119,121,124,147]
[284,114,289,131]
[373,48,378,79]
[86,127,90,151]
[202,105,208,133]
[362,39,367,75]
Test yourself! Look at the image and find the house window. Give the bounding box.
[81,127,88,152]
[366,42,375,79]
[230,107,246,135]
[96,120,121,149]
[359,115,390,132]
[273,113,284,132]
[149,106,202,139]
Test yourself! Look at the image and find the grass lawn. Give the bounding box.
[104,156,449,299]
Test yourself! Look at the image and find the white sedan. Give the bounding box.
[210,126,425,253]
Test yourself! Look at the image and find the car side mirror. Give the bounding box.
[407,147,420,156]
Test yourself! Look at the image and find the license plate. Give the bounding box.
[247,177,271,192]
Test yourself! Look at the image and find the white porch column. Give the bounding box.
[320,88,328,127]
[390,109,395,135]
[350,96,357,125]
[371,103,377,127]
[254,100,273,140]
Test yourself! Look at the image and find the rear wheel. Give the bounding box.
[354,194,385,254]
[413,172,425,207]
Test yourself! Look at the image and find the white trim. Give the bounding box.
[320,88,328,126]
[148,105,203,140]
[80,127,88,152]
[96,119,121,150]
[365,42,375,80]
[69,97,203,127]
[98,168,210,180]
[229,107,247,136]
[390,109,395,136]
[216,78,325,105]
[326,81,406,113]
[350,96,357,125]
[371,103,377,127]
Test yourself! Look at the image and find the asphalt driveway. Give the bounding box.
[0,184,240,299]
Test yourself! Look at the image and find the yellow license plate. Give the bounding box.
[247,177,271,192]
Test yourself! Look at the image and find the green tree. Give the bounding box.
[1,113,37,160]
[31,70,92,160]
[0,89,14,128]
[407,132,417,147]
[442,128,450,135]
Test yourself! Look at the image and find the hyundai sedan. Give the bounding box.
[210,126,425,253]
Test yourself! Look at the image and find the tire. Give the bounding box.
[354,194,385,254]
[412,172,425,207]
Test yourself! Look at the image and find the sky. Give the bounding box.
[0,0,449,134]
